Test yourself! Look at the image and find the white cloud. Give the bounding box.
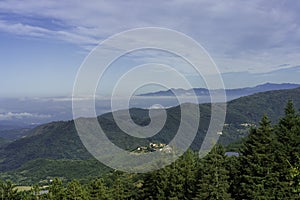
[0,112,51,120]
[0,0,300,73]
[0,20,98,45]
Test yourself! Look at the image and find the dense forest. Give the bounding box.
[1,100,300,199]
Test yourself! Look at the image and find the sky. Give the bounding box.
[1,0,300,97]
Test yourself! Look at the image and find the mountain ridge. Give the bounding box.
[138,82,300,97]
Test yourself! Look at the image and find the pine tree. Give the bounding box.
[226,154,240,199]
[31,184,40,200]
[276,100,298,161]
[88,178,111,200]
[0,180,19,200]
[273,100,300,198]
[237,115,279,199]
[194,145,232,200]
[141,167,168,200]
[289,155,300,198]
[165,162,185,200]
[174,150,198,199]
[65,179,87,200]
[110,172,138,200]
[47,178,66,200]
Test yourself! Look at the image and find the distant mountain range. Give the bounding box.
[0,83,299,130]
[138,83,300,98]
[1,87,300,184]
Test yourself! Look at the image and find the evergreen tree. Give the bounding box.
[289,155,300,197]
[47,178,65,200]
[141,167,168,200]
[0,180,19,200]
[110,172,137,200]
[141,151,198,200]
[18,190,31,200]
[65,179,87,200]
[194,145,232,200]
[111,177,126,200]
[164,162,185,200]
[237,115,279,199]
[276,100,299,163]
[31,184,40,200]
[178,150,198,199]
[226,155,240,199]
[273,100,300,198]
[88,178,111,200]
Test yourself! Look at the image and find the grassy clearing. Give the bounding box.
[16,186,32,191]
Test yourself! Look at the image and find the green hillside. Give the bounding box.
[227,87,300,124]
[220,87,300,144]
[0,121,92,171]
[0,87,300,184]
[1,158,110,185]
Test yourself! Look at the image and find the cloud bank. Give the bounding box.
[0,112,51,120]
[0,1,300,73]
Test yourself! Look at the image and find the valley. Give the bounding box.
[1,87,300,185]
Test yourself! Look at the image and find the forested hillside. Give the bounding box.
[0,87,300,185]
[1,101,300,199]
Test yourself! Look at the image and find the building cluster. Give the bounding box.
[134,143,172,153]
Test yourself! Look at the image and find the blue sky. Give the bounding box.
[1,0,300,97]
